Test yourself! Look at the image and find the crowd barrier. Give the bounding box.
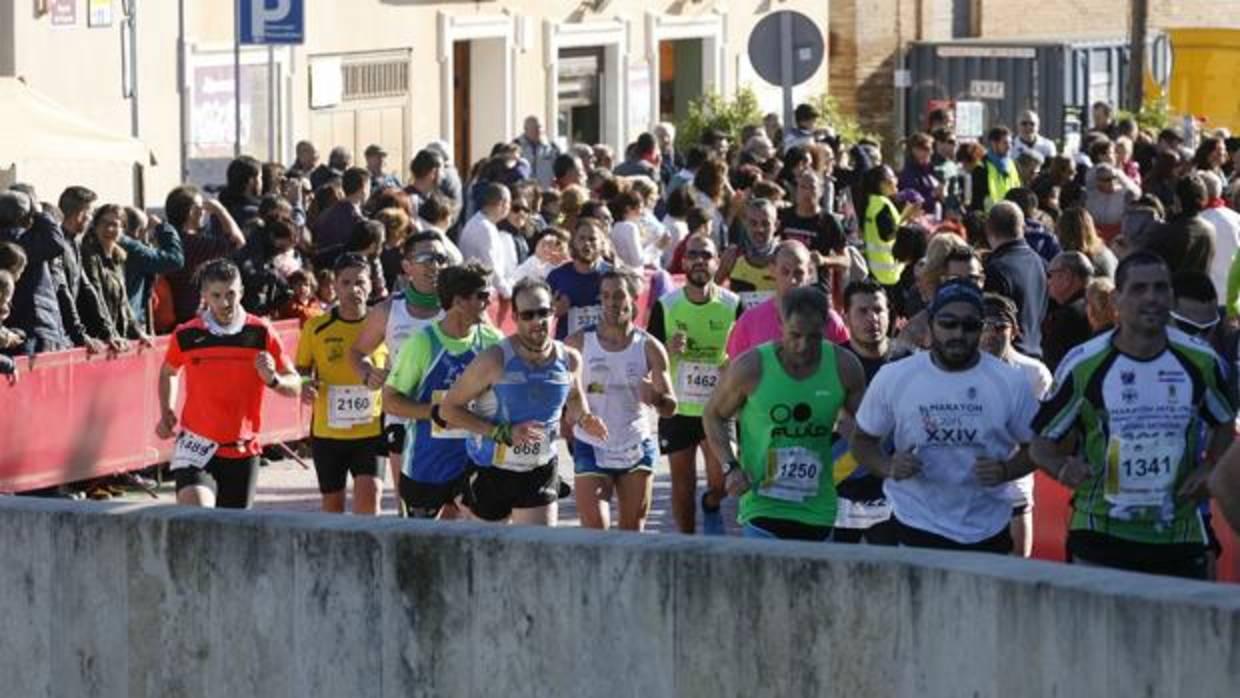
[2,296,1236,582]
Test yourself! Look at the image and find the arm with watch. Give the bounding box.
[255,350,300,398]
[702,350,762,497]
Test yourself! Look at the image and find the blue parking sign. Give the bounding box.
[238,0,304,45]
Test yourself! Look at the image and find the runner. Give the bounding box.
[349,231,447,511]
[441,277,608,525]
[852,280,1040,553]
[568,269,677,530]
[715,198,779,311]
[703,287,866,541]
[155,259,299,509]
[1031,252,1236,578]
[383,262,503,519]
[648,234,739,534]
[832,279,899,544]
[726,240,849,359]
[296,254,386,514]
[978,292,1052,558]
[547,218,611,340]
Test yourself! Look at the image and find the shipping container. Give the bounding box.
[902,35,1170,146]
[1169,29,1240,133]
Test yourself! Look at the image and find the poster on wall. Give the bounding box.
[188,62,273,186]
[627,59,651,138]
[87,0,112,27]
[50,0,77,26]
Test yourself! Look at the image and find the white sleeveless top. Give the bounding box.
[574,329,654,455]
[384,293,442,362]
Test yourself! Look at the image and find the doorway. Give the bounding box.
[453,41,471,170]
[451,37,508,167]
[658,39,705,124]
[557,47,604,146]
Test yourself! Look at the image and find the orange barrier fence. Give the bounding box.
[0,320,308,493]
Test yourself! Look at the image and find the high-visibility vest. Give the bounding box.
[984,160,1022,211]
[863,195,904,285]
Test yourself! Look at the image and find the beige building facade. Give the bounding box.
[1,0,830,206]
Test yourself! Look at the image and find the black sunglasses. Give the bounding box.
[518,307,553,321]
[685,250,716,260]
[934,317,984,333]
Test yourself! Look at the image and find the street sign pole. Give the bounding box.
[780,11,794,129]
[233,1,241,158]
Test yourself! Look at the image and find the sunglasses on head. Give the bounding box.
[518,307,552,321]
[411,252,449,265]
[934,316,984,333]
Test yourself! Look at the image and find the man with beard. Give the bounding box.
[979,293,1052,558]
[648,235,740,534]
[383,263,503,519]
[568,269,676,531]
[548,219,611,339]
[832,279,899,544]
[703,286,866,541]
[853,280,1040,553]
[349,232,447,512]
[715,198,779,311]
[1033,253,1236,578]
[442,278,608,525]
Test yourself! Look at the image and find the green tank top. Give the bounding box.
[737,341,844,527]
[661,287,740,417]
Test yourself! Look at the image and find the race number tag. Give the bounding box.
[738,290,774,311]
[568,304,603,334]
[598,441,646,470]
[1104,435,1182,516]
[675,362,720,404]
[171,430,219,471]
[761,446,824,503]
[430,390,470,439]
[328,385,376,429]
[834,496,893,530]
[498,434,554,469]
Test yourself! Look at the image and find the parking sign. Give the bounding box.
[238,0,304,45]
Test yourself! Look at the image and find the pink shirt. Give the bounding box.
[725,297,850,359]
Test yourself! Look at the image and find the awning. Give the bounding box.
[0,77,153,167]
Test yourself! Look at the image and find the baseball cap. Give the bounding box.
[364,144,387,158]
[929,278,984,317]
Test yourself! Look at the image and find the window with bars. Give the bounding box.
[340,58,409,101]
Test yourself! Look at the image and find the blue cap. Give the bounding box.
[929,279,984,317]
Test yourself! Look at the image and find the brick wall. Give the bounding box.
[829,0,1240,151]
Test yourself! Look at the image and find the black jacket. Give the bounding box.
[1145,213,1215,275]
[1042,292,1092,372]
[984,238,1048,358]
[57,230,117,343]
[0,214,70,353]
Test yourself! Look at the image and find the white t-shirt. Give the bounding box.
[855,351,1039,543]
[458,211,516,298]
[611,220,646,268]
[1203,206,1240,306]
[1002,350,1052,507]
[660,215,689,270]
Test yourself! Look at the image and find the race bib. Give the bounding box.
[497,433,554,469]
[1104,435,1182,517]
[568,304,603,334]
[430,390,471,439]
[328,385,376,429]
[597,441,646,470]
[761,446,824,503]
[738,290,773,311]
[171,430,218,471]
[834,496,893,530]
[675,361,720,404]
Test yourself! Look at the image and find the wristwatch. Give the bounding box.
[725,459,742,477]
[267,375,279,388]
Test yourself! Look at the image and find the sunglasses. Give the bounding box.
[934,317,984,333]
[685,250,716,260]
[518,307,553,321]
[411,252,449,265]
[1019,121,1036,126]
[473,289,493,303]
[1170,310,1219,336]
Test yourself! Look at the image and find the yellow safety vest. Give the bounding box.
[863,195,904,286]
[984,160,1022,211]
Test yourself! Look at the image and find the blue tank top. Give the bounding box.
[405,326,492,484]
[467,339,573,470]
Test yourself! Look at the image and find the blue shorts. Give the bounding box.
[573,437,658,477]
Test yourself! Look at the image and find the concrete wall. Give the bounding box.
[1,498,1238,698]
